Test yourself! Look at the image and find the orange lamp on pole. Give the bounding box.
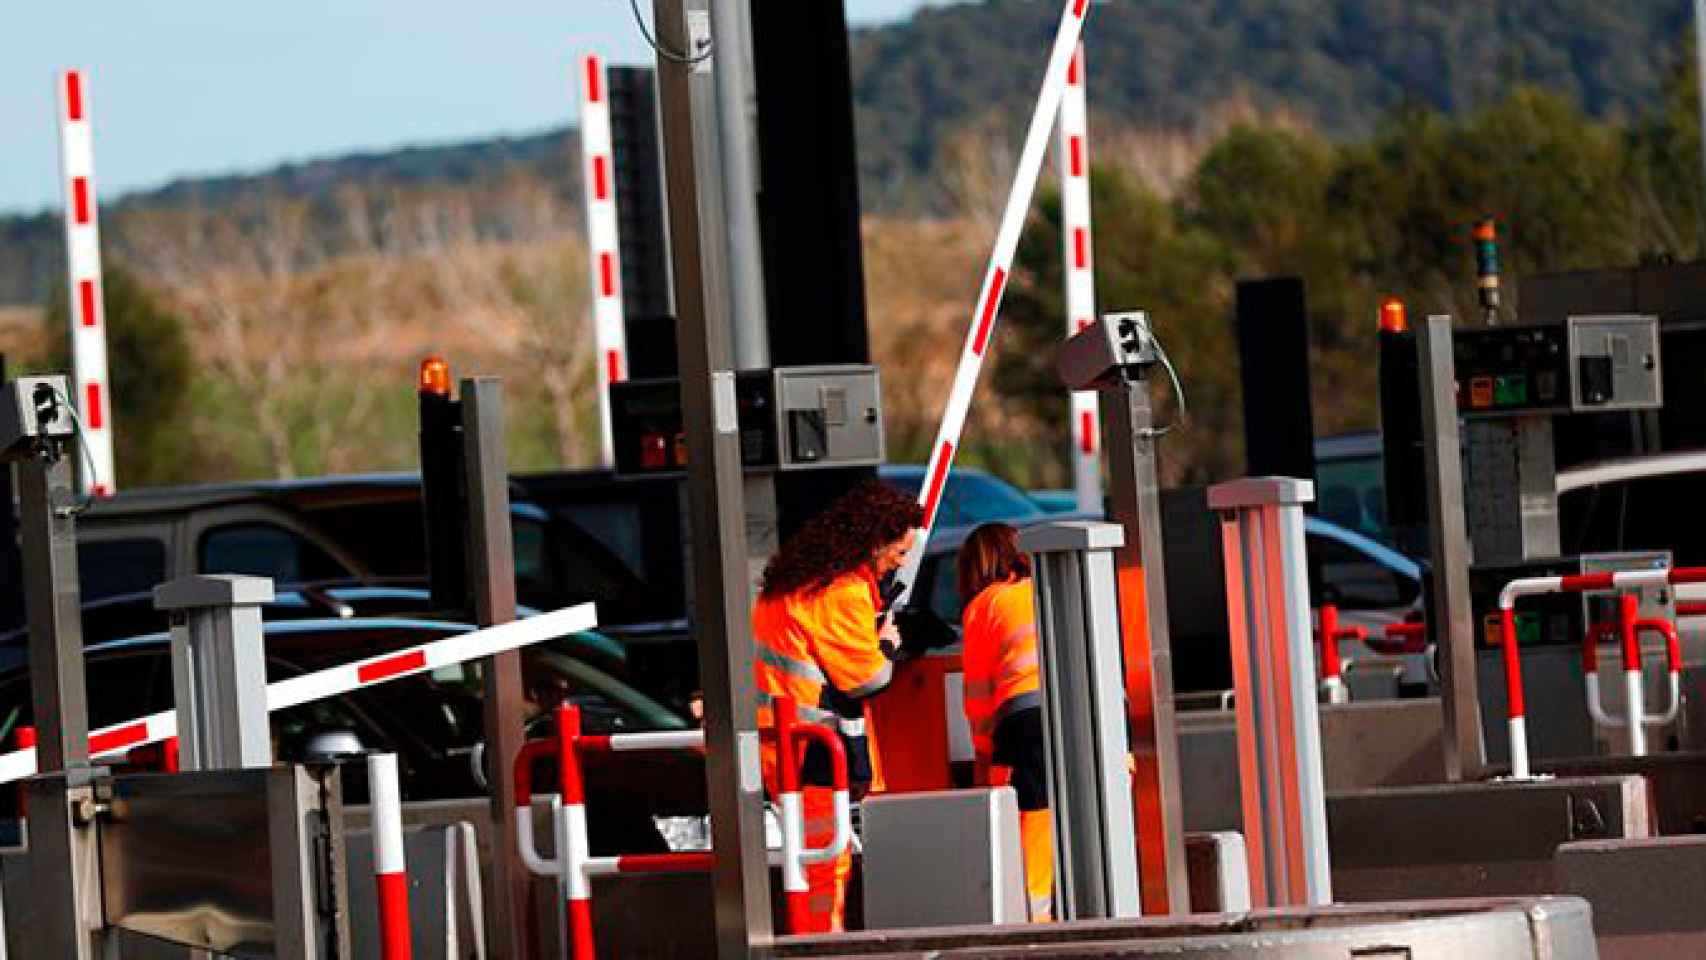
[1378,297,1408,334]
[419,356,452,397]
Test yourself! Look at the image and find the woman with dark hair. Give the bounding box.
[957,522,1053,922]
[752,479,923,931]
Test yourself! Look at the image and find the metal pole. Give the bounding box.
[18,449,88,774]
[1099,375,1189,914]
[1022,521,1142,920]
[154,575,276,771]
[461,378,528,960]
[710,0,769,372]
[656,0,773,952]
[1417,315,1486,780]
[15,399,98,958]
[1209,479,1332,908]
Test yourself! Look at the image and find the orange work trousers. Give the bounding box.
[799,785,850,932]
[1020,808,1055,922]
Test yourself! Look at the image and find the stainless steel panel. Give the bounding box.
[1418,314,1488,780]
[861,789,1026,928]
[1567,314,1662,412]
[100,766,342,957]
[347,823,485,960]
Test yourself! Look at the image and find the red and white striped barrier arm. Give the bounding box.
[1058,42,1102,513]
[0,603,597,785]
[895,0,1093,603]
[368,752,413,960]
[55,69,116,496]
[580,54,628,469]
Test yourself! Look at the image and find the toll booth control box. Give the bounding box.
[611,364,884,476]
[1454,315,1663,417]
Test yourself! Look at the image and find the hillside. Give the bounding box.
[0,0,1693,303]
[851,0,1692,206]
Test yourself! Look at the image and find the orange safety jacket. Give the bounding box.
[752,567,895,785]
[960,577,1041,762]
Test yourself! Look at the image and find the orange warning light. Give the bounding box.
[1472,219,1497,242]
[1378,297,1408,334]
[418,356,452,397]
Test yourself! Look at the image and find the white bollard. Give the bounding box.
[368,752,413,960]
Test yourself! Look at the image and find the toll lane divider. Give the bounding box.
[0,602,599,784]
[895,0,1092,605]
[1499,566,1706,778]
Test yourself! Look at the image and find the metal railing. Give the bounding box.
[514,696,851,958]
[1498,567,1706,778]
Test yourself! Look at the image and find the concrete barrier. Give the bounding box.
[1557,834,1706,960]
[1179,698,1447,834]
[1330,774,1649,902]
[767,896,1598,958]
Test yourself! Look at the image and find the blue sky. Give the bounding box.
[0,0,962,214]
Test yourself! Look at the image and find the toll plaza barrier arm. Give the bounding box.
[0,602,599,785]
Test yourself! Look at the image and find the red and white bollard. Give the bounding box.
[773,697,809,930]
[1617,595,1649,757]
[557,703,596,960]
[368,752,412,960]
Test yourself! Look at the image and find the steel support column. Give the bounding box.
[462,378,527,959]
[656,0,774,953]
[1100,376,1189,914]
[1418,315,1486,781]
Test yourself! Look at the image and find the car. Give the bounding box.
[0,616,702,854]
[4,472,702,714]
[878,465,1047,529]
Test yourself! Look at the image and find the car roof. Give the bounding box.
[77,472,549,519]
[1556,448,1706,495]
[1304,516,1421,579]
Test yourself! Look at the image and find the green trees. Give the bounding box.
[1001,77,1706,489]
[41,266,194,487]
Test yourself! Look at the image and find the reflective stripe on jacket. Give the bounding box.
[960,577,1041,762]
[752,567,894,787]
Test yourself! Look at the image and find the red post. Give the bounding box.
[368,752,412,960]
[14,726,34,817]
[1317,605,1344,684]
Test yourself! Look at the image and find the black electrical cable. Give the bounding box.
[626,0,714,65]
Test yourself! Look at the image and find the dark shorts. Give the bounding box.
[991,705,1048,811]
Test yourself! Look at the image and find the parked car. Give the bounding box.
[878,465,1047,529]
[0,616,702,854]
[3,472,701,714]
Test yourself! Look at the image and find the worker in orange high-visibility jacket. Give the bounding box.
[752,480,924,932]
[957,522,1053,922]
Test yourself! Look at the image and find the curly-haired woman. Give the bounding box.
[752,479,923,931]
